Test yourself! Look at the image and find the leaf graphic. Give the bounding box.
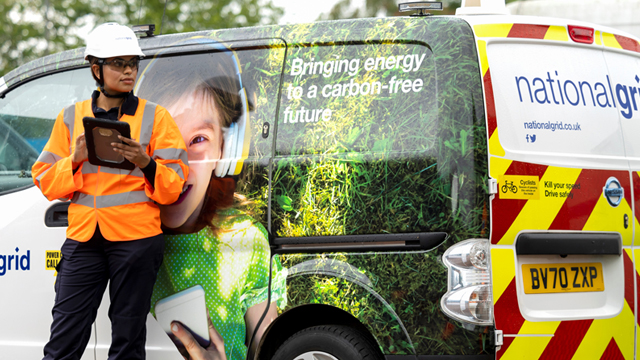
[276,195,293,211]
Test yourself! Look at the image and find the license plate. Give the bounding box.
[521,262,604,294]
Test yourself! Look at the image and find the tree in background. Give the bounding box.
[317,0,459,19]
[318,0,519,20]
[0,0,283,77]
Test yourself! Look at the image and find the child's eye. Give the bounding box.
[190,135,207,146]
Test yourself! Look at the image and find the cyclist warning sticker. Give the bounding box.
[499,175,540,199]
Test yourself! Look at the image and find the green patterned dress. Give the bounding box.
[151,210,287,360]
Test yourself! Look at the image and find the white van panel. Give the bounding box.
[94,290,183,359]
[488,41,626,168]
[0,187,94,359]
[602,48,640,165]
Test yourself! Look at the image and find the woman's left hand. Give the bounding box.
[171,311,227,360]
[112,135,151,168]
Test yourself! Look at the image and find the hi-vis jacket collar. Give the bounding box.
[91,90,138,117]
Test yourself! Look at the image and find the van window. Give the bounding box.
[272,37,486,238]
[136,41,284,160]
[0,69,94,194]
[276,42,436,156]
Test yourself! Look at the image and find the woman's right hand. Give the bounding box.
[171,312,227,360]
[71,133,88,167]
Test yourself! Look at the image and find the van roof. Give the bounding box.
[464,14,640,58]
[463,13,640,41]
[1,13,638,98]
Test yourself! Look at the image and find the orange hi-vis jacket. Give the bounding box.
[32,98,189,241]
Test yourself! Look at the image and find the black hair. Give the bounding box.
[87,56,104,86]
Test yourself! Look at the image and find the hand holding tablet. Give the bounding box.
[111,136,151,169]
[82,117,135,170]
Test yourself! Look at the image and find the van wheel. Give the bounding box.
[272,325,383,360]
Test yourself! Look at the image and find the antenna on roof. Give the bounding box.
[160,0,168,35]
[132,24,155,37]
[137,0,143,24]
[398,1,444,16]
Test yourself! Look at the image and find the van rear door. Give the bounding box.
[475,21,635,359]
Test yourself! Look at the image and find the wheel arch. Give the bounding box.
[256,304,383,360]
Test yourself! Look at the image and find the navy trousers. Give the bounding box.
[43,226,164,360]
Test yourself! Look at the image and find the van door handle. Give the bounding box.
[45,202,70,227]
[273,232,447,253]
[516,233,621,256]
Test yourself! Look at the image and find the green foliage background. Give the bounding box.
[318,0,521,21]
[0,0,283,77]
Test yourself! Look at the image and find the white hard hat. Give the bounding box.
[84,23,145,60]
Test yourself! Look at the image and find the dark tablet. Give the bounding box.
[83,117,135,170]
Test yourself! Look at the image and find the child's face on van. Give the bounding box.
[160,90,223,231]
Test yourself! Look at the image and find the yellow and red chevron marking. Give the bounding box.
[602,32,640,53]
[476,40,502,157]
[633,172,640,238]
[474,23,569,157]
[474,23,569,42]
[492,248,636,359]
[633,249,640,353]
[489,158,633,246]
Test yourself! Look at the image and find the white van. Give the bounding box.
[1,1,639,359]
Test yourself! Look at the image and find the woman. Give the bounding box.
[32,23,189,360]
[136,38,286,360]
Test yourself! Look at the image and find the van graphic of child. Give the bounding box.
[136,37,286,360]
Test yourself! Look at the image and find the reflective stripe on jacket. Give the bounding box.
[32,98,189,241]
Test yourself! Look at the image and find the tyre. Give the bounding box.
[272,325,383,360]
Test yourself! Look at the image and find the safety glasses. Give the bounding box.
[102,57,140,71]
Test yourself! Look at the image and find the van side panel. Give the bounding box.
[267,17,490,356]
[478,22,637,359]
